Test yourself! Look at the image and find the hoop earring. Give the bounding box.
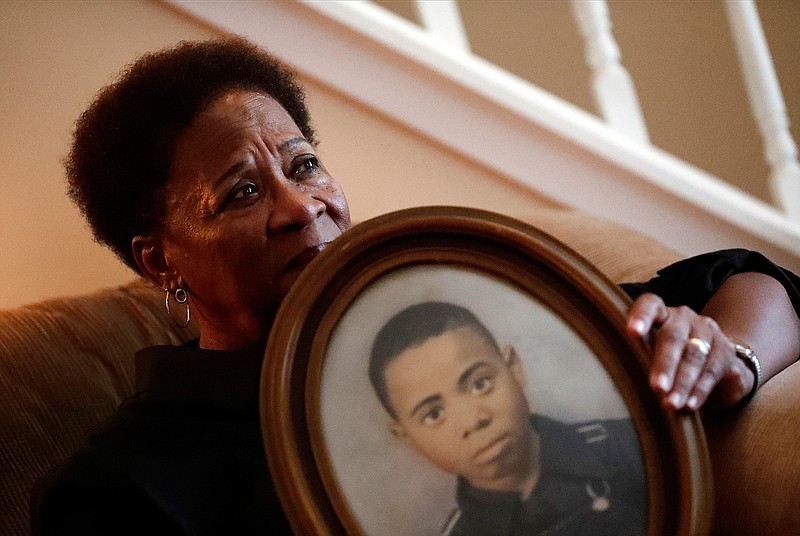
[165,287,191,328]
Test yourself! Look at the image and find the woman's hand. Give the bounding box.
[626,293,754,410]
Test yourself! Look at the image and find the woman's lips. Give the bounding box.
[285,243,327,272]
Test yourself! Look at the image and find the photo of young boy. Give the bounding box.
[368,301,646,536]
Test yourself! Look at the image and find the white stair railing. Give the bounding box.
[410,0,797,219]
[570,0,649,144]
[414,0,470,53]
[725,0,800,220]
[414,0,651,145]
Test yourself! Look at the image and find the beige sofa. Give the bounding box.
[1,208,797,535]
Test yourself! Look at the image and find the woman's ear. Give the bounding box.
[132,235,179,290]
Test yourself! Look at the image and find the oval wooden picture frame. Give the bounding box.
[261,206,710,536]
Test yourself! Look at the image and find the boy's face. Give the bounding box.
[384,326,534,491]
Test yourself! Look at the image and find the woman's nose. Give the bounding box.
[267,180,326,233]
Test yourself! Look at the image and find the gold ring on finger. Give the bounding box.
[686,337,711,357]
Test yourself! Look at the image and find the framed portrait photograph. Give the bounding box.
[261,206,711,536]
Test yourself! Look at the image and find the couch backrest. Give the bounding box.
[0,278,199,536]
[518,208,682,284]
[0,209,681,536]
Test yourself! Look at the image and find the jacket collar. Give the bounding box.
[135,340,263,416]
[455,414,614,532]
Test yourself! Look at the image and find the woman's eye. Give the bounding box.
[471,375,494,396]
[294,155,320,177]
[219,182,259,211]
[422,407,443,426]
[233,182,258,200]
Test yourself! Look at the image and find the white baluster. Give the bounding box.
[725,0,800,219]
[414,0,470,52]
[570,0,649,143]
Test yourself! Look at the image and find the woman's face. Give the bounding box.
[149,90,350,350]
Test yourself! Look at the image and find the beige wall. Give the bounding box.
[0,1,211,308]
[0,0,556,309]
[3,1,795,309]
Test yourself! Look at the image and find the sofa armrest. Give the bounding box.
[704,360,800,535]
[526,209,800,534]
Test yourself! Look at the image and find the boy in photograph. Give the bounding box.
[369,301,646,536]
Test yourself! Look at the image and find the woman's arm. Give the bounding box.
[697,271,800,406]
[627,272,800,410]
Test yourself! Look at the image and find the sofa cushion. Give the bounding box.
[0,279,198,536]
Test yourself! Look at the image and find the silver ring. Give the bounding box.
[686,337,711,357]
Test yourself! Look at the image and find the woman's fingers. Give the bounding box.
[627,293,752,411]
[626,292,670,339]
[692,339,754,410]
[627,294,673,392]
[667,316,718,409]
[628,294,697,397]
[681,330,726,409]
[650,305,699,407]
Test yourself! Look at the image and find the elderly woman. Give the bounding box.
[31,37,800,535]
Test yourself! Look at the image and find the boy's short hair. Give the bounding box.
[369,302,500,419]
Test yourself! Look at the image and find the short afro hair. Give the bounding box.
[369,302,501,419]
[65,36,315,272]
